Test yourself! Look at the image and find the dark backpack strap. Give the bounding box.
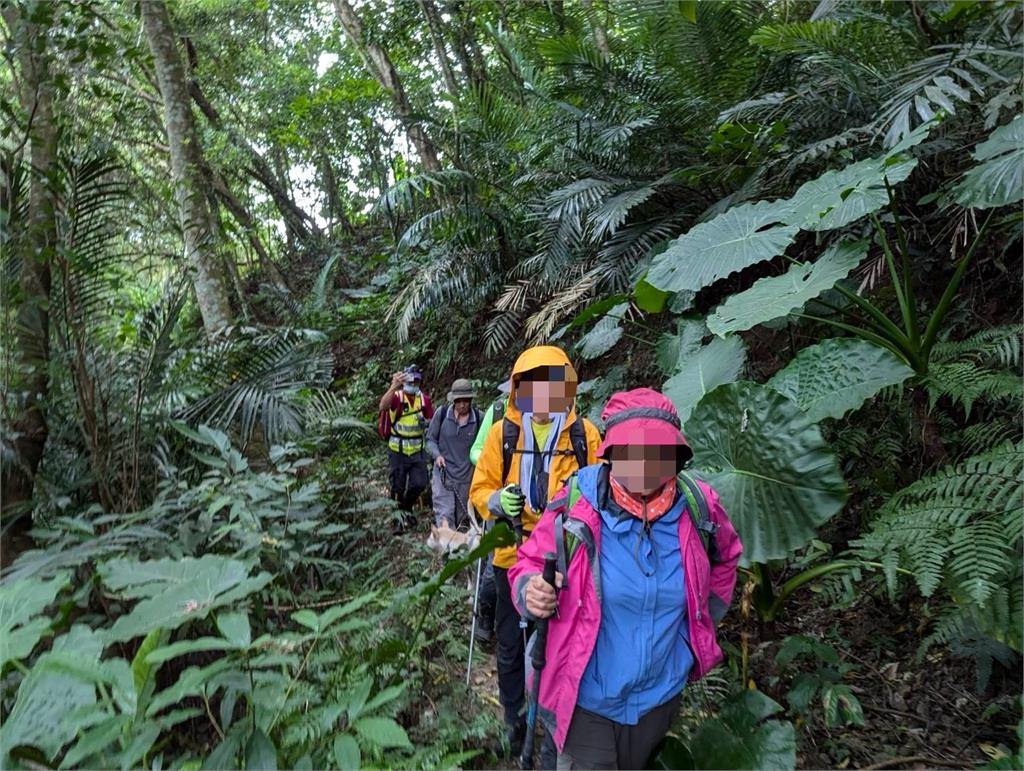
[500,418,521,485]
[677,471,719,562]
[568,419,589,470]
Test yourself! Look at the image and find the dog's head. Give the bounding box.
[426,523,480,555]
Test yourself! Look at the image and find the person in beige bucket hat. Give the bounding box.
[425,378,481,528]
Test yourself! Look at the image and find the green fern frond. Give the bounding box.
[926,325,1023,415]
[852,441,1023,609]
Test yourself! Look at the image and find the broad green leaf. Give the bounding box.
[120,722,160,771]
[786,673,820,714]
[648,199,798,293]
[317,592,379,631]
[361,682,407,715]
[146,658,238,717]
[680,0,697,23]
[132,628,168,716]
[687,382,848,565]
[60,715,126,769]
[333,734,361,771]
[954,116,1024,208]
[291,609,320,631]
[0,572,69,665]
[651,735,695,770]
[100,555,272,642]
[686,690,796,770]
[664,336,746,424]
[767,338,914,422]
[577,304,627,359]
[0,625,104,761]
[245,728,278,770]
[145,637,242,665]
[634,277,670,313]
[217,610,251,647]
[567,294,628,328]
[788,156,917,231]
[353,717,412,750]
[707,240,868,335]
[821,683,864,727]
[347,677,373,722]
[656,318,706,375]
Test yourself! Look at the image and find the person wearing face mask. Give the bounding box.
[508,388,743,770]
[469,346,602,766]
[379,364,434,528]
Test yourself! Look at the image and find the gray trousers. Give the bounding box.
[431,466,469,528]
[556,693,682,770]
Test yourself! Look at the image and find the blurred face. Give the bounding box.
[453,398,472,416]
[608,444,679,496]
[514,366,576,419]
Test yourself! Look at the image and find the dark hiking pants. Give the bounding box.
[388,449,427,512]
[556,693,682,770]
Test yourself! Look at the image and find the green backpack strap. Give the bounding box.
[553,473,583,581]
[555,471,718,580]
[677,471,719,562]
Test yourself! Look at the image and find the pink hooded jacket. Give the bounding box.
[508,389,743,752]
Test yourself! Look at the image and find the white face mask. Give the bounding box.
[403,383,420,395]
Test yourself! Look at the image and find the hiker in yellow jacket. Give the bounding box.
[469,346,601,764]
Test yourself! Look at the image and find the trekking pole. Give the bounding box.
[466,554,484,686]
[520,552,557,771]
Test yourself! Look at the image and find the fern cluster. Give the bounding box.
[927,325,1023,417]
[852,441,1023,651]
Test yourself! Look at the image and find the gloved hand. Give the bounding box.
[499,484,525,518]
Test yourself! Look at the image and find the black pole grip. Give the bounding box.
[531,553,558,671]
[541,552,557,587]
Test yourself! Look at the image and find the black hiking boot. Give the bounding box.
[505,719,526,759]
[476,609,495,643]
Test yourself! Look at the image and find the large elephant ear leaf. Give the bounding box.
[664,335,746,424]
[647,199,798,293]
[788,120,931,231]
[767,338,915,423]
[954,115,1024,209]
[686,381,848,565]
[707,240,868,335]
[788,156,917,232]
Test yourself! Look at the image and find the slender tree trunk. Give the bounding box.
[445,1,487,87]
[140,0,232,334]
[417,0,460,97]
[580,0,611,60]
[1,4,57,516]
[182,37,319,245]
[332,0,442,172]
[206,166,291,290]
[319,153,355,236]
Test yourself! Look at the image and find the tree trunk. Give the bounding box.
[332,0,442,172]
[416,0,460,97]
[1,4,57,516]
[183,39,319,245]
[140,0,232,334]
[319,153,355,236]
[206,165,291,290]
[580,0,611,60]
[446,0,487,87]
